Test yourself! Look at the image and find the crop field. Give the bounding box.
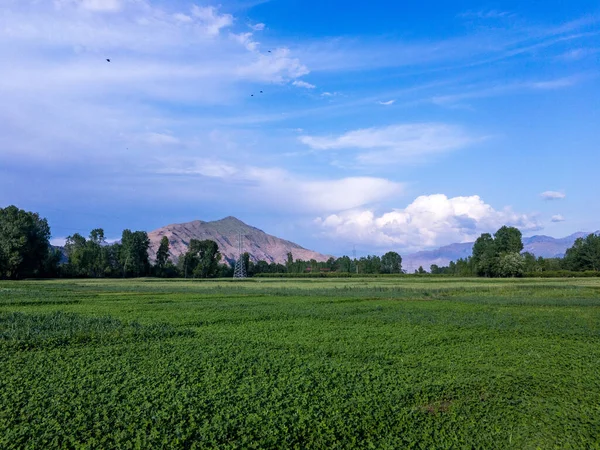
[1,278,600,449]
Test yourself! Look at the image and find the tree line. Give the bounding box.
[430,226,600,277]
[1,205,599,279]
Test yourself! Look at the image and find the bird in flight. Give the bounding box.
[106,59,111,62]
[260,91,263,94]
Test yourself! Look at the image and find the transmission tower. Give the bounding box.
[233,231,247,279]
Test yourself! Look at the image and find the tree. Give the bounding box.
[120,230,150,277]
[183,239,222,278]
[494,226,523,254]
[0,206,51,279]
[472,233,496,277]
[154,236,171,275]
[381,251,402,274]
[497,252,525,278]
[563,233,600,271]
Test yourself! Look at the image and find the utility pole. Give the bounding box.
[233,231,247,279]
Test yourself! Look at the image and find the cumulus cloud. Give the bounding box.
[157,158,404,213]
[315,194,541,250]
[300,123,477,166]
[293,80,316,89]
[541,191,566,200]
[551,214,566,222]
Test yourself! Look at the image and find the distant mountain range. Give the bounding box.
[148,216,332,264]
[402,231,597,272]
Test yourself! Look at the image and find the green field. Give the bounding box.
[1,278,600,449]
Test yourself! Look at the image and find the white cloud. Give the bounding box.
[232,32,259,51]
[541,191,566,200]
[191,5,234,36]
[156,158,404,213]
[316,194,541,250]
[300,123,477,166]
[551,214,566,223]
[378,100,395,105]
[50,237,67,247]
[292,80,316,89]
[249,23,265,31]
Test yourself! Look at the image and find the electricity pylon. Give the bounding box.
[233,231,247,279]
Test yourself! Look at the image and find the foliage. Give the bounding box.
[563,233,600,272]
[181,239,222,278]
[120,230,151,277]
[0,205,52,279]
[380,251,402,274]
[1,278,600,448]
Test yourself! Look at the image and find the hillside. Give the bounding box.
[402,231,597,272]
[148,216,332,264]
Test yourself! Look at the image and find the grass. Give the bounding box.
[1,278,599,448]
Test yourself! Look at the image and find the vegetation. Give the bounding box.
[1,277,599,448]
[1,205,599,280]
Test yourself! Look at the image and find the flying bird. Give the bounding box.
[260,91,263,94]
[106,59,111,62]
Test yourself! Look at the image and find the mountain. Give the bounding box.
[148,216,332,264]
[402,231,597,272]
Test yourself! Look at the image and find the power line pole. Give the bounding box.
[233,231,247,279]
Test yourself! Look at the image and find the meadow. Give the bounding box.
[1,277,599,449]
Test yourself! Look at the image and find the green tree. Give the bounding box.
[0,206,51,279]
[563,233,600,271]
[184,239,222,278]
[472,233,496,277]
[154,236,171,276]
[120,230,150,277]
[381,251,402,274]
[497,252,525,277]
[494,226,524,254]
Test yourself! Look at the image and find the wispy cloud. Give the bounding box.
[156,158,405,213]
[249,23,266,31]
[458,10,515,20]
[551,214,566,222]
[292,80,316,89]
[377,100,395,105]
[300,123,478,166]
[541,191,566,200]
[316,194,541,250]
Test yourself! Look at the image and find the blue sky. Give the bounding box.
[1,0,598,256]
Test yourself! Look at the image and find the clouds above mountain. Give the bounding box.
[315,194,541,250]
[300,123,478,166]
[157,158,404,214]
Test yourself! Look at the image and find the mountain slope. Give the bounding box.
[148,216,331,264]
[402,231,597,272]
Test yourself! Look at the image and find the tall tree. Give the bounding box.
[120,230,150,277]
[381,251,402,274]
[0,206,51,279]
[154,236,171,275]
[494,226,524,254]
[472,233,496,277]
[183,239,222,278]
